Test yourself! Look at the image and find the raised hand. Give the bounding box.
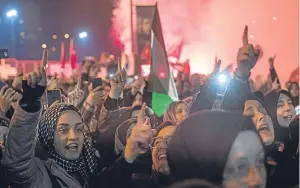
[23,50,48,88]
[109,58,127,99]
[0,86,18,116]
[236,25,260,78]
[124,103,155,163]
[86,86,105,107]
[47,72,61,90]
[67,77,85,107]
[21,50,48,106]
[213,56,221,75]
[271,78,280,90]
[268,54,276,67]
[12,66,23,90]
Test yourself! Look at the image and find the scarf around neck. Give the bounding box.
[38,103,98,187]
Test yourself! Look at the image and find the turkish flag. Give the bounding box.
[182,59,190,74]
[69,39,77,70]
[60,42,65,69]
[168,40,183,60]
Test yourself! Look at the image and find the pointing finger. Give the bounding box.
[243,25,249,46]
[117,57,122,72]
[41,49,48,69]
[77,77,81,89]
[137,103,147,126]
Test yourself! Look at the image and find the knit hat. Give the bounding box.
[167,110,259,185]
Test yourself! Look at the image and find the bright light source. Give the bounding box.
[109,74,113,78]
[218,74,227,84]
[42,44,47,49]
[6,9,17,18]
[52,35,57,40]
[134,75,138,80]
[79,31,88,39]
[64,34,70,39]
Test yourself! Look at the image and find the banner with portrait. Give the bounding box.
[135,5,155,55]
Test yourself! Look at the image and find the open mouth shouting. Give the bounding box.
[65,143,79,152]
[258,124,270,133]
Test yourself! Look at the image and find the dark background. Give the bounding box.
[0,0,120,60]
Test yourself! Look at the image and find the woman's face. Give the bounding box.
[223,131,266,188]
[175,103,188,124]
[0,126,9,153]
[152,126,175,175]
[132,93,143,107]
[54,110,85,160]
[244,100,274,146]
[289,84,299,98]
[277,94,295,128]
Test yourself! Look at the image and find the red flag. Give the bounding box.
[289,67,299,83]
[168,40,183,60]
[100,52,106,64]
[182,59,190,74]
[141,42,151,64]
[69,39,77,70]
[60,42,65,69]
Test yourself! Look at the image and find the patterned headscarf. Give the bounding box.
[38,103,98,187]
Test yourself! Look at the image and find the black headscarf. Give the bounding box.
[167,111,260,185]
[288,82,299,106]
[264,89,293,143]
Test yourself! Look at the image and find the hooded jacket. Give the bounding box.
[167,111,260,186]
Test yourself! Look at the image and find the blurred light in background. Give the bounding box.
[218,74,227,84]
[42,44,47,49]
[79,31,88,39]
[64,33,70,39]
[6,9,18,18]
[51,46,56,52]
[52,34,57,40]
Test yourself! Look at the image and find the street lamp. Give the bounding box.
[6,9,17,18]
[6,9,18,57]
[79,31,88,39]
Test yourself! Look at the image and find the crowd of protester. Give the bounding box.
[0,26,299,188]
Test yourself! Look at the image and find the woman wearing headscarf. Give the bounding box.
[167,111,266,188]
[264,89,298,188]
[264,89,296,145]
[163,101,188,125]
[0,116,10,188]
[288,82,299,107]
[2,50,154,188]
[243,93,275,147]
[150,121,176,188]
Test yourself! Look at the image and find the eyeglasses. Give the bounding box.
[150,135,172,150]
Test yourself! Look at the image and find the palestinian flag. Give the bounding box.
[148,5,178,117]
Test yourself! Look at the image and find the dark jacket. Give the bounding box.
[1,102,136,188]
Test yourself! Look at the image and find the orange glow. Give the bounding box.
[112,0,298,84]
